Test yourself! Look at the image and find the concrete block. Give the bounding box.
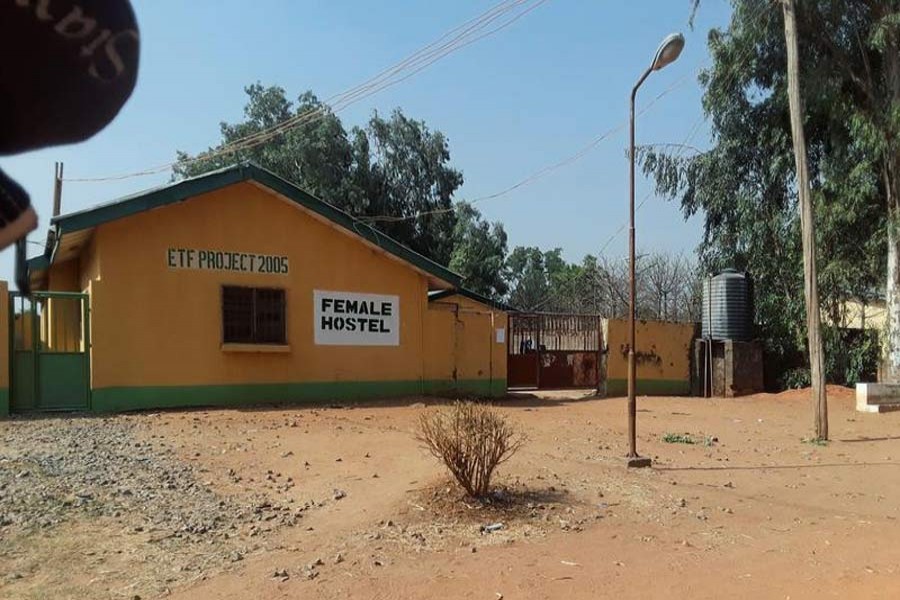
[856,383,900,413]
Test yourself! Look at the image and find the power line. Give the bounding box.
[64,0,548,183]
[359,71,694,224]
[525,117,706,312]
[362,0,778,226]
[522,1,777,312]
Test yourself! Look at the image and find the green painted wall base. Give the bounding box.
[90,378,508,413]
[605,378,690,397]
[0,388,8,418]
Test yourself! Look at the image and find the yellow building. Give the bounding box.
[832,299,886,331]
[2,164,508,415]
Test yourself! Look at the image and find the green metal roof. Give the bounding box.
[39,163,463,288]
[26,254,49,272]
[428,288,517,312]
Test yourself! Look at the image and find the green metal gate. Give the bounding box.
[9,291,91,412]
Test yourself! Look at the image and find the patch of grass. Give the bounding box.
[802,437,828,446]
[663,433,718,446]
[662,433,696,444]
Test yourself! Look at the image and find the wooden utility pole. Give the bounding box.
[52,162,64,217]
[782,0,828,439]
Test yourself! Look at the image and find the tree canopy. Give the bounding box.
[174,83,701,322]
[175,84,464,266]
[640,0,896,385]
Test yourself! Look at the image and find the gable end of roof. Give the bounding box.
[42,163,462,288]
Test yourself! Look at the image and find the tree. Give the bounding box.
[175,86,355,207]
[506,246,551,310]
[448,202,509,299]
[504,245,700,319]
[641,0,895,388]
[645,253,700,321]
[175,84,463,265]
[364,110,463,265]
[782,0,827,438]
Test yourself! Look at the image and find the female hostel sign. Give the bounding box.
[314,290,399,346]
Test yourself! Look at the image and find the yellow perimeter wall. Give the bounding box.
[425,295,507,398]
[39,182,506,412]
[605,318,696,396]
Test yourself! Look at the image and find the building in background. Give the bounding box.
[833,298,886,331]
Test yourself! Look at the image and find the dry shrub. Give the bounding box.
[417,401,525,498]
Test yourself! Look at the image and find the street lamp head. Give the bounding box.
[651,33,685,71]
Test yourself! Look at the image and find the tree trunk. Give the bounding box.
[887,207,900,381]
[883,21,900,382]
[782,0,828,439]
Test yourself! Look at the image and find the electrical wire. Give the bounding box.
[362,0,778,226]
[359,71,694,224]
[64,0,548,183]
[521,0,777,312]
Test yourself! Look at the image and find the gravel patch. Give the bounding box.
[0,415,303,539]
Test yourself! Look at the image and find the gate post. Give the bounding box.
[83,293,91,410]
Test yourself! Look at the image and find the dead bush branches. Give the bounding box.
[417,401,525,499]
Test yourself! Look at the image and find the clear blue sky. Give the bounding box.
[2,0,732,288]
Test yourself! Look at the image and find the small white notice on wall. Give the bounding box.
[314,290,399,346]
[496,328,506,344]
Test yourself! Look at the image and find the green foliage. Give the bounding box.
[662,432,717,445]
[846,331,881,385]
[780,367,811,390]
[504,247,590,312]
[449,202,509,298]
[175,84,463,265]
[648,0,900,387]
[802,437,828,447]
[503,247,701,318]
[779,328,879,389]
[662,432,696,444]
[175,85,703,310]
[824,327,880,387]
[505,247,555,310]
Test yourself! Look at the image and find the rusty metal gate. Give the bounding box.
[508,313,603,389]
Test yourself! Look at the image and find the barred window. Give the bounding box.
[222,286,286,344]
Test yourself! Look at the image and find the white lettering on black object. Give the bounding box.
[14,0,140,82]
[314,290,399,346]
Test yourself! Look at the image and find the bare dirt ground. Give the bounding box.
[3,386,900,599]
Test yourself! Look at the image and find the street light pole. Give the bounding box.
[626,32,684,469]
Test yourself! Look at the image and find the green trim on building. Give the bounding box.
[26,254,49,274]
[490,378,507,398]
[0,388,8,417]
[44,163,462,288]
[605,378,690,397]
[89,378,508,413]
[428,288,517,312]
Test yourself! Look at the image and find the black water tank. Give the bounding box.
[701,269,753,341]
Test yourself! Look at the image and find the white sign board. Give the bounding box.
[314,290,399,346]
[496,328,506,344]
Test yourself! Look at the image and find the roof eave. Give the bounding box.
[428,288,517,312]
[45,163,463,290]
